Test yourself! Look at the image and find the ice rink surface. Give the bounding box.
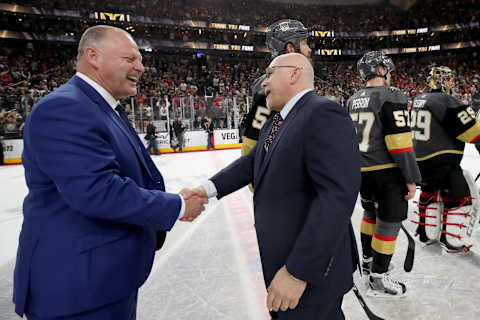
[0,145,479,320]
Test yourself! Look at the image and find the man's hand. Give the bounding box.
[179,187,208,222]
[266,266,307,312]
[405,183,417,200]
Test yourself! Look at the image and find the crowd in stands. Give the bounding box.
[8,0,480,31]
[313,51,480,107]
[1,38,479,141]
[1,0,479,141]
[4,11,479,52]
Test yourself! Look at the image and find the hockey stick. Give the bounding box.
[401,225,415,272]
[475,172,480,182]
[352,284,385,320]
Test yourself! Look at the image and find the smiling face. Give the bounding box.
[91,30,145,100]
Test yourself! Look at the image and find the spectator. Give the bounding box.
[3,112,19,139]
[173,116,186,152]
[205,117,214,150]
[145,119,159,155]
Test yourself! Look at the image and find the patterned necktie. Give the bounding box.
[264,113,283,152]
[115,104,135,132]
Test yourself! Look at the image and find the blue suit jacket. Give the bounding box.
[13,76,181,318]
[211,91,361,308]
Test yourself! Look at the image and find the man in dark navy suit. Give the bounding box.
[13,25,206,320]
[190,53,361,319]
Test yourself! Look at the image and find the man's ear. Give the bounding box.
[84,47,100,69]
[290,67,302,84]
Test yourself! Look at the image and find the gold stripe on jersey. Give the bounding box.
[361,163,397,172]
[456,119,480,143]
[384,132,413,152]
[416,149,464,161]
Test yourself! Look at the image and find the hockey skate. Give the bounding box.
[439,234,472,254]
[367,272,407,298]
[362,257,394,276]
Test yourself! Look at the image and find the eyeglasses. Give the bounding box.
[265,65,303,79]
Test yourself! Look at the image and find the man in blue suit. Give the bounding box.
[13,25,207,319]
[190,53,361,319]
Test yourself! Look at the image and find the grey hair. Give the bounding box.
[76,25,130,63]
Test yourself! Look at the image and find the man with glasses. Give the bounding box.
[347,51,421,298]
[190,53,361,319]
[411,66,480,253]
[241,19,312,189]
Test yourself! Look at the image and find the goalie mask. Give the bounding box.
[427,66,456,94]
[357,51,395,81]
[266,19,309,58]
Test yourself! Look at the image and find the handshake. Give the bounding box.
[179,187,209,222]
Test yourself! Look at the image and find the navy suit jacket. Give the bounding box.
[13,76,181,318]
[211,91,361,307]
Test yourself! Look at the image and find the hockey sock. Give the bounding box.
[371,218,401,274]
[360,212,376,259]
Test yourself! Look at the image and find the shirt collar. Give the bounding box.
[280,88,313,120]
[76,72,119,111]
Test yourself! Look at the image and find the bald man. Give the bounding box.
[13,25,206,320]
[190,53,361,319]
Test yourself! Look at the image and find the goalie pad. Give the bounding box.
[413,191,442,243]
[463,170,479,238]
[439,170,479,252]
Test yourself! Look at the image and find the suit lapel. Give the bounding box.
[254,91,314,189]
[70,76,153,179]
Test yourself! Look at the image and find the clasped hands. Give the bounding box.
[179,187,208,222]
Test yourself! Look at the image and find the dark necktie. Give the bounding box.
[264,113,283,152]
[115,104,135,132]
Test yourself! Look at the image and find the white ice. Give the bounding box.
[0,145,479,320]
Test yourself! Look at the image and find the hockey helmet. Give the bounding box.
[427,66,455,93]
[357,51,395,80]
[266,19,309,58]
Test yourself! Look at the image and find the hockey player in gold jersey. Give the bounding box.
[412,66,480,253]
[347,51,421,298]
